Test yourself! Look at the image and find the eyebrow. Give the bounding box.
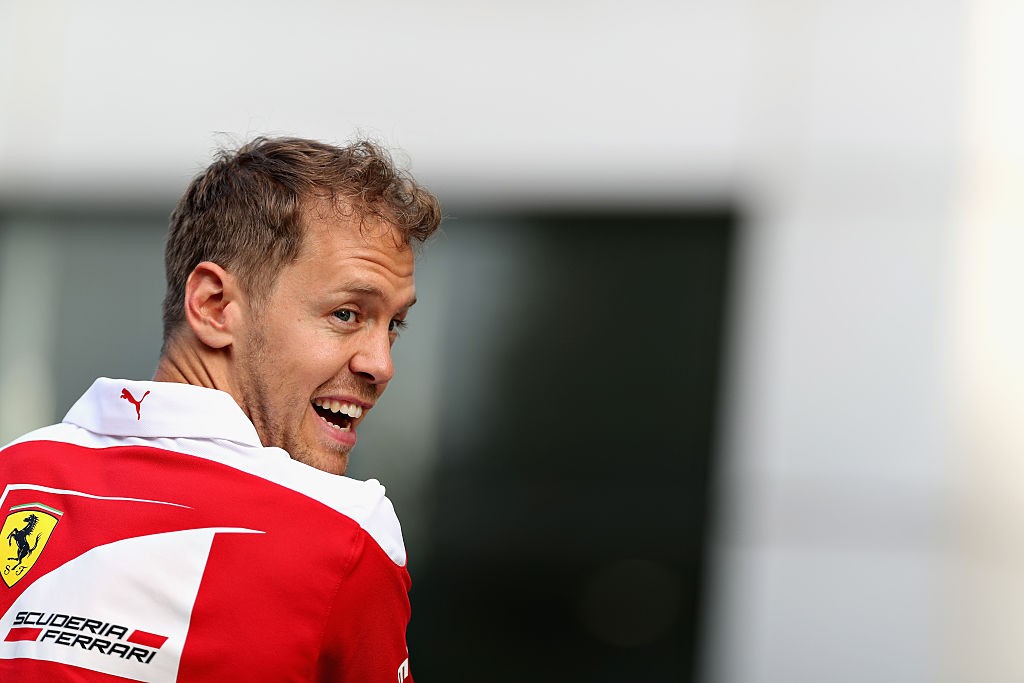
[339,282,417,310]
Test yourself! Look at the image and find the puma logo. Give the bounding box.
[120,388,151,420]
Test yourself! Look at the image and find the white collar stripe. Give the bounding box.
[63,378,262,446]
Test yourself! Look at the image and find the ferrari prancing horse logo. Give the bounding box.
[2,503,62,588]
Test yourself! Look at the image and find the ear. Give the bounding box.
[183,261,243,349]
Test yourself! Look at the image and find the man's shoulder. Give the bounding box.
[245,453,409,568]
[1,422,69,451]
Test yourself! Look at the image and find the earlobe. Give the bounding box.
[184,262,239,349]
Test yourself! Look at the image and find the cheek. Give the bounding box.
[252,330,314,387]
[259,318,352,387]
[300,335,353,378]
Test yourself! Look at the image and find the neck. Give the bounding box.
[153,332,233,395]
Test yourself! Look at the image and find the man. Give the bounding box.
[0,136,441,681]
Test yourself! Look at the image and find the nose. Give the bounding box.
[349,327,395,385]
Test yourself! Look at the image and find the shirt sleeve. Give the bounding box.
[317,530,414,682]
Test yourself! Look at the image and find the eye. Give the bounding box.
[333,310,356,323]
[389,318,408,334]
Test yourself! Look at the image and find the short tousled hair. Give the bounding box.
[161,136,442,346]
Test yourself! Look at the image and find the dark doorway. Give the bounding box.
[408,210,735,682]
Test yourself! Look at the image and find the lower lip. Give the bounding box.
[314,409,358,448]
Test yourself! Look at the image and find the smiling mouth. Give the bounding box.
[312,398,365,432]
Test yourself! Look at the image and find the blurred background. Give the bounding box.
[1,0,1023,681]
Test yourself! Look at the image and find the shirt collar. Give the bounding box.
[63,378,263,446]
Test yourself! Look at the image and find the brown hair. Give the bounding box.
[161,136,442,346]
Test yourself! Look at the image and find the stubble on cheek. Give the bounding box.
[238,325,289,451]
[240,324,350,475]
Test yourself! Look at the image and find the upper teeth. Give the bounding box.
[314,399,364,419]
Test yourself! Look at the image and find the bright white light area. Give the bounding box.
[952,0,1024,679]
[0,0,750,204]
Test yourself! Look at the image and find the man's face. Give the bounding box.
[229,209,416,475]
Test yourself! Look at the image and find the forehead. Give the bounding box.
[292,203,415,283]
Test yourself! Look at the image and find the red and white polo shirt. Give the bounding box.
[0,378,413,682]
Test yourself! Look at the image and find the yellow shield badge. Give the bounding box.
[2,503,62,588]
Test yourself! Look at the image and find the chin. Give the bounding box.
[293,447,350,476]
[326,455,349,476]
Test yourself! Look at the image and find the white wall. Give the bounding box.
[706,1,965,680]
[3,0,1017,680]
